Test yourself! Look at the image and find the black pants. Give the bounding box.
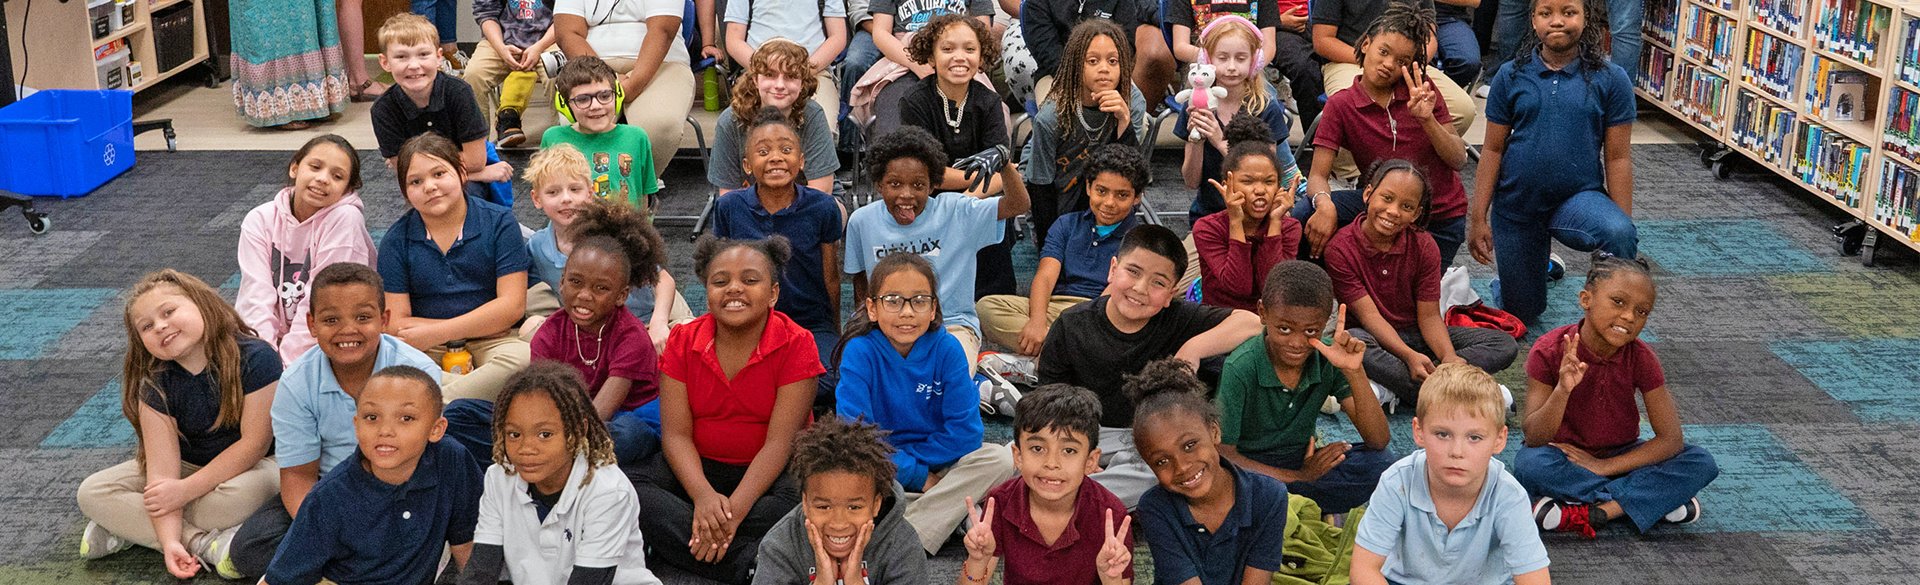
[228,497,293,578]
[975,220,1018,299]
[1028,181,1086,251]
[628,453,800,584]
[1273,28,1325,128]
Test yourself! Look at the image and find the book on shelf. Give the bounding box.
[1641,46,1676,96]
[1734,90,1798,164]
[1790,121,1868,207]
[1753,0,1807,37]
[1813,0,1890,67]
[1900,16,1920,85]
[1884,86,1918,160]
[1676,62,1731,130]
[1878,160,1920,238]
[1742,29,1805,99]
[1807,55,1874,122]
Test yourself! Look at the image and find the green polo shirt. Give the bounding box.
[1215,335,1353,467]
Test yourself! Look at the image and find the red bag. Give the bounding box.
[1446,301,1527,339]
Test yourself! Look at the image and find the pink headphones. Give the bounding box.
[1197,14,1266,67]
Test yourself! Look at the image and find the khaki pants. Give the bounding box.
[1319,62,1476,179]
[517,283,697,342]
[463,43,545,114]
[77,458,279,551]
[902,444,1016,554]
[1180,233,1203,296]
[603,58,696,177]
[813,69,841,136]
[947,324,981,373]
[426,334,531,403]
[974,294,1090,355]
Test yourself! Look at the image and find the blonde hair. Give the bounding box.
[1415,363,1505,427]
[378,13,440,52]
[1200,23,1271,117]
[729,39,817,131]
[121,270,258,470]
[525,143,593,191]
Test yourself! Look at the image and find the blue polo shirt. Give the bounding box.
[526,226,662,322]
[265,439,483,585]
[710,185,845,333]
[1484,52,1635,222]
[378,196,531,320]
[1138,458,1290,585]
[273,335,441,474]
[1041,211,1139,299]
[1354,451,1550,585]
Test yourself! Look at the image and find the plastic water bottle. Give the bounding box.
[442,339,473,375]
[703,68,722,112]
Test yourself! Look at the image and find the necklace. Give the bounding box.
[574,320,608,367]
[1074,104,1109,137]
[939,89,965,133]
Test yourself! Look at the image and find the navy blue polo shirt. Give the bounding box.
[1484,53,1636,222]
[708,185,845,333]
[1137,458,1290,585]
[264,439,482,585]
[378,196,531,320]
[369,71,490,159]
[1041,210,1139,299]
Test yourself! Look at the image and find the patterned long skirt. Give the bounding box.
[230,0,349,127]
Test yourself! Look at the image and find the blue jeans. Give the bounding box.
[1514,442,1719,532]
[1435,19,1483,87]
[1253,447,1398,513]
[443,398,661,470]
[1289,190,1468,270]
[841,30,883,112]
[1488,190,1637,326]
[409,0,458,44]
[1494,0,1641,69]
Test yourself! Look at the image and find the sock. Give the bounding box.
[1589,505,1611,525]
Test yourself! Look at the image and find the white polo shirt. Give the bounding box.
[473,454,662,585]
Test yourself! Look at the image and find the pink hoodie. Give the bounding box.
[237,187,376,365]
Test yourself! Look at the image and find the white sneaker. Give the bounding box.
[1663,498,1702,524]
[978,351,1038,386]
[1321,396,1341,414]
[977,369,1023,417]
[1474,83,1491,98]
[1499,384,1515,412]
[199,525,244,579]
[1368,381,1400,414]
[79,521,129,560]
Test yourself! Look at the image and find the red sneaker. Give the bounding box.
[1532,497,1597,539]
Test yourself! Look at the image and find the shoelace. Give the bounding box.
[1559,503,1597,539]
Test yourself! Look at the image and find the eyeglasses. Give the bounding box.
[568,90,618,107]
[874,294,935,314]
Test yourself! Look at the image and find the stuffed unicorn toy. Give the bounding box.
[1176,64,1227,142]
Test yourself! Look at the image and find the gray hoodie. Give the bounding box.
[751,484,925,585]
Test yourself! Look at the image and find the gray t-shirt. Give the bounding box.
[724,0,850,53]
[868,0,993,34]
[707,101,841,190]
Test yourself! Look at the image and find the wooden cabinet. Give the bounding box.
[5,0,211,92]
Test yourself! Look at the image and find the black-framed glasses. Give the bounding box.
[874,294,935,314]
[568,90,618,107]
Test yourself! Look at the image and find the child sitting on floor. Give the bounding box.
[1023,19,1147,249]
[237,135,376,365]
[1193,140,1302,312]
[1173,15,1300,224]
[1519,254,1719,538]
[753,416,927,585]
[520,144,684,350]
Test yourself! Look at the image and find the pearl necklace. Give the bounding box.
[574,320,607,367]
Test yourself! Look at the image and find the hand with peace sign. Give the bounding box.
[1312,304,1367,373]
[1402,65,1437,122]
[1212,177,1244,224]
[1555,332,1589,393]
[959,497,998,585]
[1095,509,1133,584]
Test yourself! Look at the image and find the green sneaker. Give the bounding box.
[79,521,129,559]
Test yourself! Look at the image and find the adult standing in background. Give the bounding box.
[554,0,695,177]
[230,0,350,129]
[340,0,388,102]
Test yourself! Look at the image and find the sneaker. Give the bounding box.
[440,49,470,75]
[1663,498,1702,524]
[1532,498,1598,539]
[977,369,1023,417]
[79,521,130,559]
[1474,83,1491,98]
[199,526,243,579]
[978,351,1038,386]
[1546,252,1566,281]
[1366,381,1400,414]
[496,109,526,148]
[1320,396,1341,414]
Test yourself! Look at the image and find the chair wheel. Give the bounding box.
[26,215,49,235]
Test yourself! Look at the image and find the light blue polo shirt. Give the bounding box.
[1354,450,1550,585]
[272,335,441,473]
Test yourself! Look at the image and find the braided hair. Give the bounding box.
[1049,19,1135,140]
[1353,2,1436,68]
[491,362,618,484]
[1509,0,1612,73]
[1583,251,1652,291]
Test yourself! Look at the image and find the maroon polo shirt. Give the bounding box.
[1525,322,1667,452]
[986,475,1133,585]
[1312,78,1469,221]
[1193,210,1303,312]
[1323,215,1442,331]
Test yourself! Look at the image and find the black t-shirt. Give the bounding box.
[369,71,491,159]
[897,76,1010,162]
[1023,0,1155,79]
[1309,0,1439,49]
[1166,0,1281,41]
[139,337,282,466]
[1435,1,1467,22]
[1036,296,1233,428]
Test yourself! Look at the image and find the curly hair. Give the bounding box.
[1124,357,1219,435]
[491,362,618,484]
[1353,2,1435,68]
[1508,0,1612,73]
[693,234,794,286]
[568,198,666,288]
[121,269,258,470]
[1361,158,1432,227]
[1083,143,1150,195]
[1049,19,1134,139]
[1014,384,1104,449]
[1260,260,1335,312]
[730,39,817,132]
[523,143,592,191]
[907,14,1002,73]
[1222,112,1274,146]
[863,126,950,186]
[789,415,898,497]
[553,55,620,104]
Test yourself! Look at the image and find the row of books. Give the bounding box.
[1743,29,1807,100]
[1641,46,1677,98]
[1734,90,1799,165]
[1685,4,1741,72]
[1898,16,1920,86]
[1676,62,1732,131]
[1807,55,1873,122]
[1790,121,1870,207]
[1752,0,1808,37]
[1811,0,1892,68]
[1649,0,1681,47]
[1883,86,1920,161]
[1877,160,1920,238]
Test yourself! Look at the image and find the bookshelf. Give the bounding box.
[4,0,213,93]
[1635,0,1920,262]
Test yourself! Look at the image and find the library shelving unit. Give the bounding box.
[1637,0,1920,263]
[4,0,214,93]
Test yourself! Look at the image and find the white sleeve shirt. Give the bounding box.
[474,453,663,585]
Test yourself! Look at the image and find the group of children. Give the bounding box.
[71,0,1727,582]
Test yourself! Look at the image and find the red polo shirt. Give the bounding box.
[1525,322,1667,453]
[1324,215,1441,331]
[1193,210,1302,312]
[1312,79,1468,222]
[987,475,1133,585]
[659,311,825,466]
